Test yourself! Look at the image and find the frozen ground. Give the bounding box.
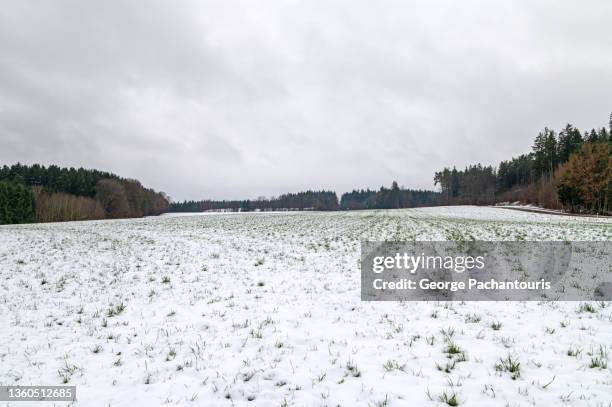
[0,206,611,406]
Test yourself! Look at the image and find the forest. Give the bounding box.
[170,190,340,212]
[170,186,440,213]
[340,182,439,209]
[0,164,169,224]
[434,113,612,214]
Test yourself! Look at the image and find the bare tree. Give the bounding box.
[96,179,130,218]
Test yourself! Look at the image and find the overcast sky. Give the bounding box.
[1,1,611,201]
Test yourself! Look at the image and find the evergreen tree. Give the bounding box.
[0,180,36,224]
[557,124,583,164]
[585,129,599,143]
[532,127,558,179]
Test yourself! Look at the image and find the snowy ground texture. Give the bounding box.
[1,206,611,407]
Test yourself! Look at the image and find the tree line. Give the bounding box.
[340,182,439,209]
[434,113,612,214]
[170,190,340,212]
[171,184,441,213]
[0,163,169,224]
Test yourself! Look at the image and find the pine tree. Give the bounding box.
[532,127,558,179]
[557,124,583,164]
[0,180,36,224]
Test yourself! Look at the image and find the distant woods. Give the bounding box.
[170,191,340,212]
[340,182,439,209]
[0,164,169,224]
[435,113,612,214]
[170,183,439,213]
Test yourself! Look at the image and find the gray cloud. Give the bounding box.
[1,0,611,200]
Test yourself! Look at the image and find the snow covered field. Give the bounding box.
[0,206,611,406]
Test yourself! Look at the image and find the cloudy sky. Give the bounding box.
[1,1,611,200]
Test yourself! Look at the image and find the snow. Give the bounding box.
[0,206,611,406]
[493,205,610,218]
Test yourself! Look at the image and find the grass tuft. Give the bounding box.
[495,355,521,380]
[438,390,459,406]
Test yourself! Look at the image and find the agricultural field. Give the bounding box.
[0,207,611,406]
